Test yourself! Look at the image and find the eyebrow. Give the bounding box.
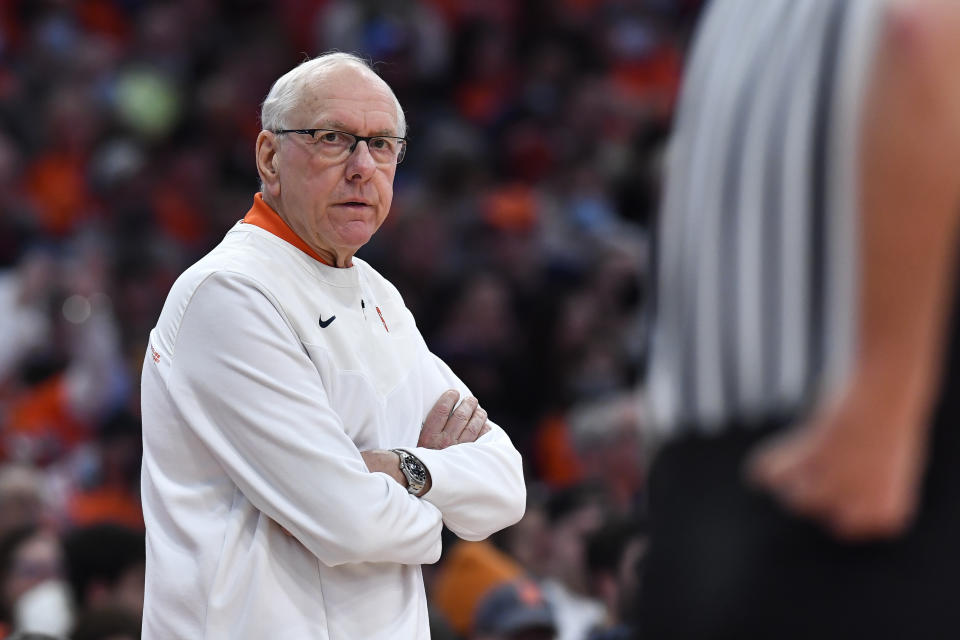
[317,120,399,137]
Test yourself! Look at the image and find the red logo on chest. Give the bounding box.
[376,306,389,333]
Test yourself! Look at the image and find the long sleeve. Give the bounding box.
[410,353,527,541]
[163,271,443,567]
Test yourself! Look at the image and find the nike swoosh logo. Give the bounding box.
[319,315,336,328]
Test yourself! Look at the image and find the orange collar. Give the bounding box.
[242,193,331,265]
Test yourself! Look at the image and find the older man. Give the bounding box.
[140,53,526,639]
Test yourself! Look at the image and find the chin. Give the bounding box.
[336,226,376,250]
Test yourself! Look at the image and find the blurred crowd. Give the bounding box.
[0,0,702,638]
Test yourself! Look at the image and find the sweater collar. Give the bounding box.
[242,193,332,266]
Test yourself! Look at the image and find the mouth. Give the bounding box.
[335,201,372,208]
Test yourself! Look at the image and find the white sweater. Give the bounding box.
[140,200,526,639]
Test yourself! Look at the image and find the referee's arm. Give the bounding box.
[748,0,960,541]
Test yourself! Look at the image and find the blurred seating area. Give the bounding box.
[0,0,702,637]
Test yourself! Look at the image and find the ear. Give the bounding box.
[256,130,282,198]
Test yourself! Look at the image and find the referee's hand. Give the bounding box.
[745,392,929,541]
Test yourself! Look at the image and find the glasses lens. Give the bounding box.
[362,137,407,165]
[316,131,352,158]
[367,137,396,163]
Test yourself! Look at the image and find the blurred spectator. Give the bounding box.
[62,524,144,620]
[430,540,524,637]
[494,485,552,581]
[0,525,72,638]
[539,484,608,640]
[3,244,127,469]
[65,413,143,531]
[0,252,54,385]
[584,516,647,640]
[472,579,557,640]
[567,393,645,511]
[429,606,460,640]
[70,606,140,640]
[0,465,47,539]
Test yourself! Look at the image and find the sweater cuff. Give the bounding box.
[407,446,459,510]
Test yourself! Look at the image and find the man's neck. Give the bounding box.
[260,193,354,268]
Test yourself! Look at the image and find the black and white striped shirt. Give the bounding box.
[647,0,887,434]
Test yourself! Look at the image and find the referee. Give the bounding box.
[641,0,960,637]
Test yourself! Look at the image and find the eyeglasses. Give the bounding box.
[274,128,407,165]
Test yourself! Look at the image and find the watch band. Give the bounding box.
[391,449,427,496]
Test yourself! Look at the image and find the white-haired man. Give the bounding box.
[140,53,526,639]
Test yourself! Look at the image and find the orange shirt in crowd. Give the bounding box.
[430,540,524,635]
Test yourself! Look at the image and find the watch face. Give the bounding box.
[407,458,427,484]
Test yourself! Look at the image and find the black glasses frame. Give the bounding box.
[274,128,407,164]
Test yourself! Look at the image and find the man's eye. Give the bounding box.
[319,132,342,143]
[370,138,390,150]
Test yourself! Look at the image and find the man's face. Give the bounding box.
[263,65,400,266]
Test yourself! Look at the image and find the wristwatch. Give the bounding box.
[391,449,428,496]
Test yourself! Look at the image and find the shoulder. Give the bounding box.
[172,230,280,303]
[152,230,289,349]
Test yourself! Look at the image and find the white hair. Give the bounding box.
[260,52,407,138]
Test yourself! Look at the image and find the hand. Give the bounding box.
[745,394,929,541]
[418,389,491,450]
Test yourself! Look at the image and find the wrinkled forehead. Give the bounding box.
[292,65,400,135]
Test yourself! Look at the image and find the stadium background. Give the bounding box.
[0,1,703,638]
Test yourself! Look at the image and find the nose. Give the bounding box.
[345,140,377,182]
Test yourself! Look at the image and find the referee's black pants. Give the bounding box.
[638,413,960,640]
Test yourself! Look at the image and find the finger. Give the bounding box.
[479,423,491,437]
[828,496,915,541]
[444,396,479,442]
[457,405,488,444]
[743,440,815,510]
[744,445,790,489]
[744,433,807,489]
[419,390,460,447]
[828,503,893,541]
[773,472,830,518]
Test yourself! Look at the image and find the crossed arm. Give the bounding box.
[361,389,492,495]
[166,271,524,564]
